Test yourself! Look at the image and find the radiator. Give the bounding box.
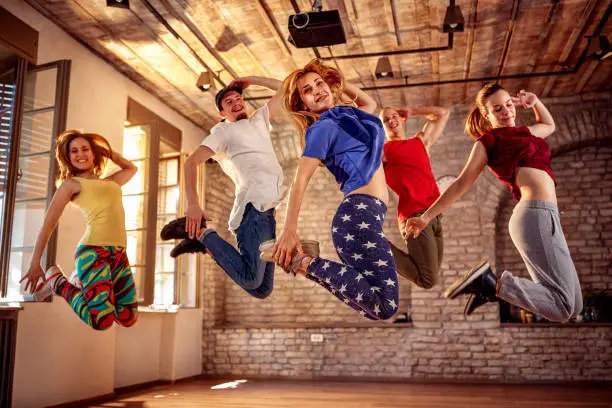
[0,309,18,408]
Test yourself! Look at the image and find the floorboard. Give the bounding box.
[90,379,612,408]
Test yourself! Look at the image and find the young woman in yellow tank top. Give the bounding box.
[20,129,139,330]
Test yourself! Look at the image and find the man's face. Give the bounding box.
[219,91,247,122]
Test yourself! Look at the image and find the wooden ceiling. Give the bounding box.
[24,0,612,133]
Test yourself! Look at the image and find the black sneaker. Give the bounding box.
[160,217,207,241]
[444,260,497,299]
[170,239,207,258]
[464,293,498,316]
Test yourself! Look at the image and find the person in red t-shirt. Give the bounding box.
[405,84,583,323]
[381,105,450,294]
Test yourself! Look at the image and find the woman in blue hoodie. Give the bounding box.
[263,60,399,320]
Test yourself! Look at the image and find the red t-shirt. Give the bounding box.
[478,126,556,200]
[383,137,440,223]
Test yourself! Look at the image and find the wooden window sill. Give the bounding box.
[0,303,23,311]
[210,322,414,329]
[501,322,612,328]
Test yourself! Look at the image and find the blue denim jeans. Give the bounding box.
[199,203,276,298]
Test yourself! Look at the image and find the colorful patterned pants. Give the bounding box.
[55,245,138,330]
[306,194,399,320]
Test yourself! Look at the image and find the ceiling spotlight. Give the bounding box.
[442,4,464,33]
[106,0,130,9]
[196,71,216,92]
[587,36,612,61]
[375,57,394,79]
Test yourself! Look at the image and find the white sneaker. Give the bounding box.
[44,265,66,294]
[32,280,53,301]
[69,270,82,289]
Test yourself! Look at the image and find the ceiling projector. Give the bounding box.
[287,10,347,48]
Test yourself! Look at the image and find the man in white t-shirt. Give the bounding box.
[160,77,285,298]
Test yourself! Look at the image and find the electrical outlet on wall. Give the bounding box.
[310,333,324,343]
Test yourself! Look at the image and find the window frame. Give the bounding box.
[0,59,70,298]
[125,98,199,308]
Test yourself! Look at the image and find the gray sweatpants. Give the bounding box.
[498,200,583,322]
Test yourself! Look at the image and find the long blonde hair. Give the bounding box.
[465,83,507,140]
[281,59,349,148]
[55,129,112,184]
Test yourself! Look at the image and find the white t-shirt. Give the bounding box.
[200,104,284,231]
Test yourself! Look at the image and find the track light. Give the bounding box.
[196,71,216,92]
[375,57,394,79]
[106,0,130,9]
[587,36,612,61]
[442,4,464,33]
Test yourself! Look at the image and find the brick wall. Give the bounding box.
[200,92,612,382]
[220,160,411,326]
[207,326,611,381]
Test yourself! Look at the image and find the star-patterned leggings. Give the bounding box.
[306,194,399,320]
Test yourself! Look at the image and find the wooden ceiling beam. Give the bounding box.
[462,0,478,104]
[254,0,293,58]
[322,0,381,106]
[130,0,203,77]
[428,0,441,106]
[157,0,268,109]
[75,0,220,124]
[28,0,218,128]
[159,0,240,80]
[496,0,521,77]
[519,0,560,91]
[390,0,403,46]
[574,59,599,93]
[542,0,599,97]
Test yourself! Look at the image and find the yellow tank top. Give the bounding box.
[72,177,127,247]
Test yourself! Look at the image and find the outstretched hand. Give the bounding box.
[404,216,429,239]
[272,228,303,271]
[20,263,45,294]
[511,90,538,109]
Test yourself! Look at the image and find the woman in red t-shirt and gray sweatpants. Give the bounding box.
[381,106,450,292]
[405,83,583,323]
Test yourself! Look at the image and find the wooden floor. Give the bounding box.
[92,379,612,408]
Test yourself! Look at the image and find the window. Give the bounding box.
[121,125,150,303]
[0,76,16,263]
[0,58,70,300]
[121,98,199,307]
[155,148,181,305]
[8,66,64,299]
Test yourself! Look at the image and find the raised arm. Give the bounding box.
[405,141,488,238]
[343,83,377,114]
[272,156,320,269]
[402,106,451,149]
[106,150,138,186]
[513,91,555,138]
[20,179,80,292]
[229,76,283,120]
[184,145,215,238]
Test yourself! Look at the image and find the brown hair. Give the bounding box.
[281,59,351,148]
[55,129,112,183]
[465,83,507,139]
